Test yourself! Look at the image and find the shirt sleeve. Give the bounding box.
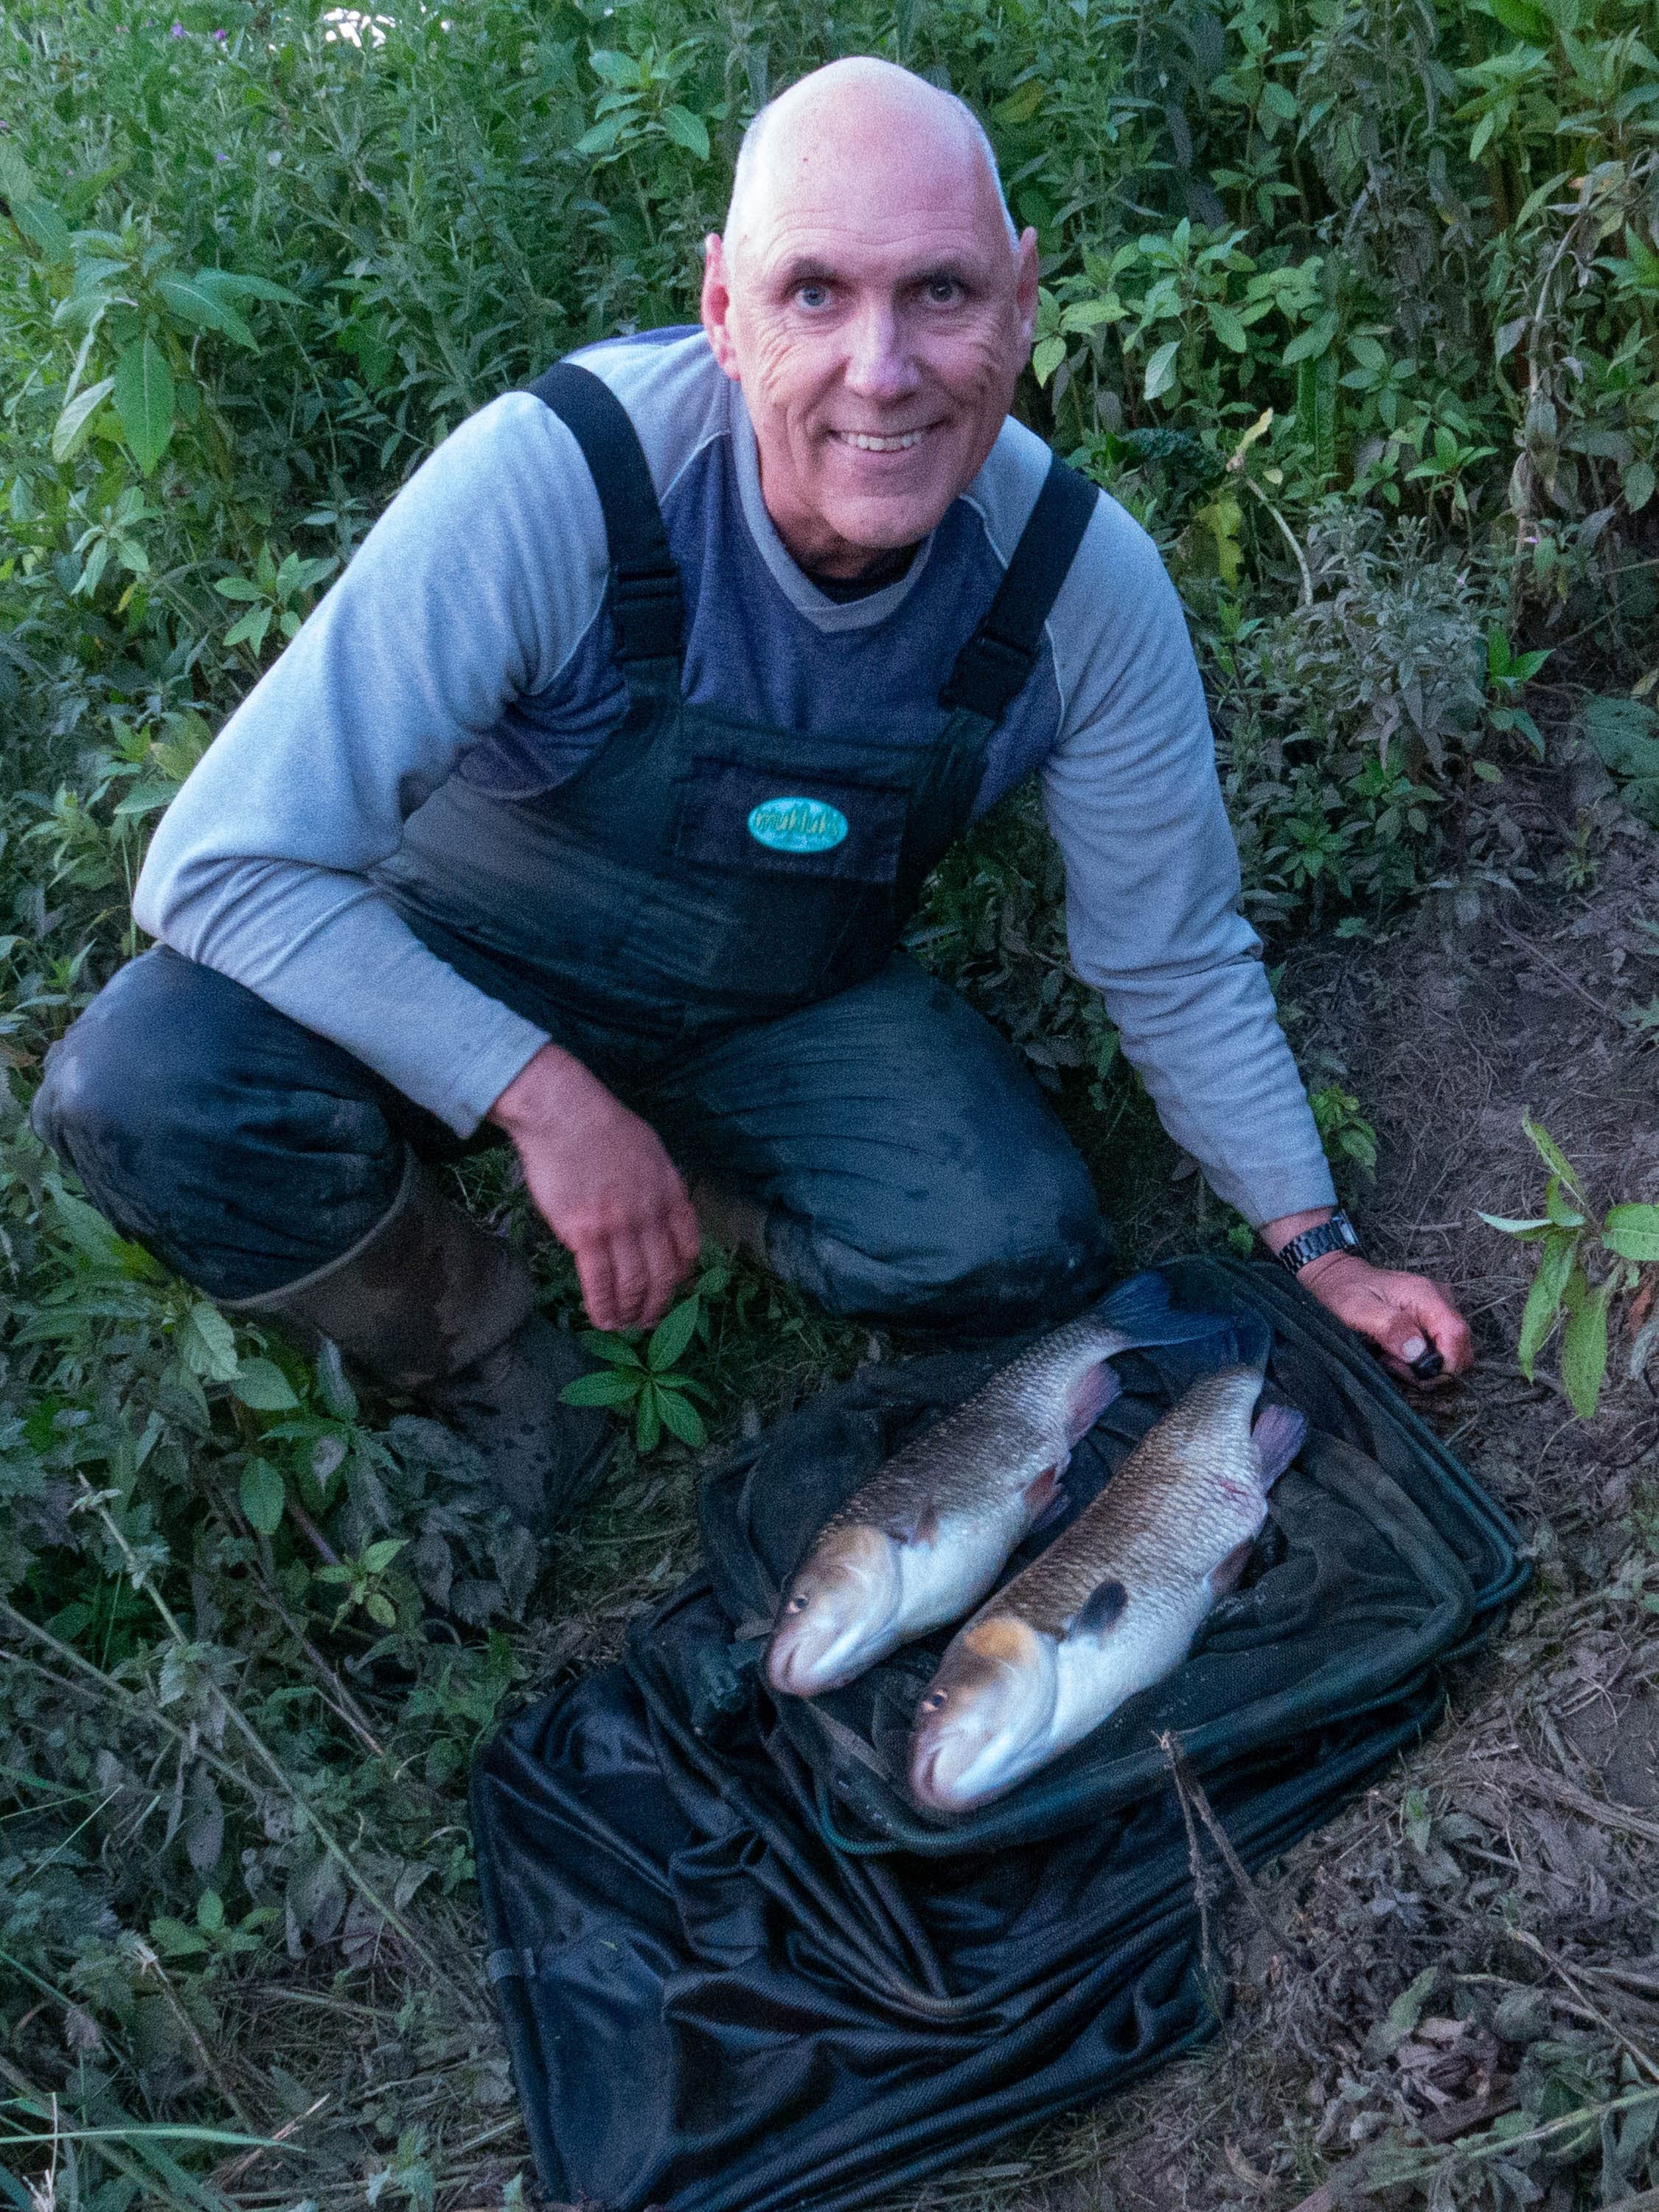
[132,392,612,1134]
[1038,497,1336,1228]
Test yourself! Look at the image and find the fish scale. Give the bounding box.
[765,1273,1233,1702]
[997,1368,1273,1630]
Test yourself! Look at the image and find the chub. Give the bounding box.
[908,1365,1307,1812]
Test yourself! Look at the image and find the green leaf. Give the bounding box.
[186,1300,240,1382]
[588,47,642,87]
[1517,1235,1575,1378]
[1487,0,1551,39]
[574,114,627,156]
[194,268,301,306]
[223,605,273,652]
[1522,1113,1578,1187]
[579,1330,644,1366]
[1208,302,1249,352]
[239,1458,285,1535]
[1282,311,1338,366]
[661,105,710,161]
[51,375,115,464]
[1144,338,1180,403]
[13,198,73,264]
[1559,1276,1613,1418]
[655,1387,706,1447]
[231,1356,299,1411]
[366,1592,397,1628]
[560,1369,640,1407]
[156,274,258,349]
[1603,1203,1659,1263]
[1259,79,1299,122]
[362,1537,407,1573]
[114,336,175,475]
[1032,335,1067,386]
[213,574,265,601]
[1625,459,1656,513]
[634,1386,661,1453]
[1477,1213,1551,1236]
[647,1295,700,1373]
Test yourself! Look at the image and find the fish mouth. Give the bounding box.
[909,1722,1040,1812]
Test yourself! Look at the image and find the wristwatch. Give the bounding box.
[1276,1209,1365,1276]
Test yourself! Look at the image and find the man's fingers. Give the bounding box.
[637,1223,692,1329]
[577,1242,619,1333]
[606,1230,653,1330]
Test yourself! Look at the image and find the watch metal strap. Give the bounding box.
[1277,1211,1364,1274]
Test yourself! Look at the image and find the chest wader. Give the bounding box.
[243,369,1099,1531]
[378,362,1102,1071]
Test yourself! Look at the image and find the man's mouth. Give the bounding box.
[832,428,930,453]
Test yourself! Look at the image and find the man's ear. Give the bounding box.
[1012,225,1040,355]
[701,234,742,383]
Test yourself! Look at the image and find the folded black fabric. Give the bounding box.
[471,1257,1525,2212]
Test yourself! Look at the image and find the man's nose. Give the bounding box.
[842,301,921,400]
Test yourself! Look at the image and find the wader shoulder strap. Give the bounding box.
[940,456,1099,719]
[527,361,684,666]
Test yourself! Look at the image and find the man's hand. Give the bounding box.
[1261,1210,1473,1383]
[488,1044,700,1332]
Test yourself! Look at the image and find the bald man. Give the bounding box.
[34,60,1471,1529]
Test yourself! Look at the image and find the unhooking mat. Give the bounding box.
[470,1256,1526,2212]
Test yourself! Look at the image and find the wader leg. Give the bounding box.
[32,947,609,1528]
[648,955,1113,1334]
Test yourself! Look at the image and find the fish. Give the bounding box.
[908,1365,1307,1812]
[765,1273,1231,1700]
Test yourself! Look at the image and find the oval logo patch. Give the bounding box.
[747,796,849,855]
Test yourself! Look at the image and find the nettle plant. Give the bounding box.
[1481,1116,1659,1416]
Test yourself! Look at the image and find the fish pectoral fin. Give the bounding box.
[1023,1463,1067,1530]
[1064,1361,1121,1445]
[881,1497,941,1545]
[1250,1402,1308,1490]
[1206,1537,1256,1599]
[1067,1577,1129,1641]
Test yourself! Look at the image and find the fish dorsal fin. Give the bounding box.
[1251,1402,1307,1490]
[1069,1577,1129,1640]
[881,1497,940,1545]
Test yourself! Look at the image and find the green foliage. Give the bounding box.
[561,1290,716,1450]
[1481,1114,1659,1416]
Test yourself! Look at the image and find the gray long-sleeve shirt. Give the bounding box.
[133,327,1335,1227]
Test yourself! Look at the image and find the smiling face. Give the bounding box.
[702,60,1039,579]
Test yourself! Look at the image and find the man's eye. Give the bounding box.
[796,283,831,310]
[926,279,961,305]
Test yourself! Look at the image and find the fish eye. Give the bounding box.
[785,1590,810,1614]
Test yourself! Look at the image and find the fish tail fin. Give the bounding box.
[1093,1270,1232,1351]
[1251,1401,1307,1490]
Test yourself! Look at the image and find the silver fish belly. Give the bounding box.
[908,1366,1307,1809]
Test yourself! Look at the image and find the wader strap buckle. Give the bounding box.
[526,359,685,667]
[939,455,1099,720]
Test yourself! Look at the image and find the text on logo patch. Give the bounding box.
[746,796,849,854]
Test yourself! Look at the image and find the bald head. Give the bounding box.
[724,59,1018,269]
[700,56,1040,580]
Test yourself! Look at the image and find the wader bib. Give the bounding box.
[378,363,1100,1057]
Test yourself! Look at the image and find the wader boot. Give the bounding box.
[233,1154,611,1531]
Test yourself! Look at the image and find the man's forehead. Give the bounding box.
[735,127,1009,277]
